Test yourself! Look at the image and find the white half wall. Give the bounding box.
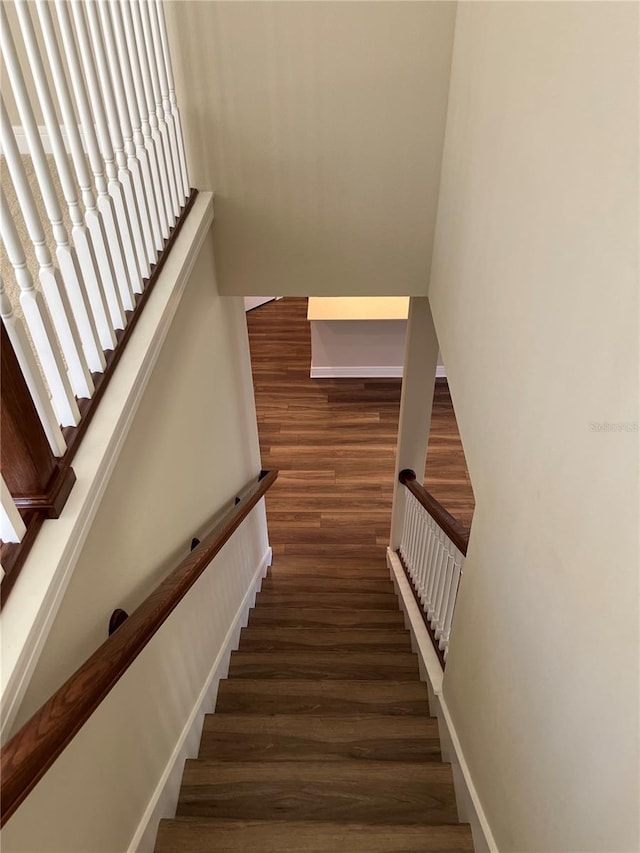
[310,319,406,378]
[2,518,271,853]
[1,210,271,852]
[309,318,446,379]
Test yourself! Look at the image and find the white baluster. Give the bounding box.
[410,497,421,583]
[1,476,26,545]
[154,0,190,196]
[399,487,410,565]
[83,0,150,282]
[97,0,156,269]
[421,516,438,608]
[118,0,169,241]
[426,530,445,619]
[131,0,174,229]
[406,495,418,580]
[14,0,105,375]
[0,184,80,428]
[429,533,448,628]
[416,510,431,603]
[53,0,128,327]
[146,0,185,208]
[439,556,462,654]
[69,0,140,303]
[132,0,176,224]
[35,0,117,352]
[0,20,94,401]
[400,493,411,567]
[107,0,164,253]
[414,505,429,601]
[434,551,454,639]
[1,279,66,457]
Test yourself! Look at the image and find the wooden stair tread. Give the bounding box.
[261,577,394,593]
[177,760,459,825]
[228,650,420,680]
[253,591,400,609]
[214,679,431,716]
[199,713,441,762]
[268,563,390,579]
[238,627,412,652]
[155,817,474,852]
[248,607,405,628]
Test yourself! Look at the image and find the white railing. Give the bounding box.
[1,476,26,547]
[398,471,467,661]
[0,0,190,547]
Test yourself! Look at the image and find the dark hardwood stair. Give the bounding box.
[155,819,474,852]
[215,679,431,716]
[198,713,442,762]
[154,555,474,852]
[176,760,458,823]
[254,590,400,609]
[238,626,412,651]
[247,607,405,628]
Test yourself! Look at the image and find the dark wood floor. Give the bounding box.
[246,297,474,554]
[426,384,475,530]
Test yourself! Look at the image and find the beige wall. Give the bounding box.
[165,1,455,297]
[14,224,262,726]
[428,3,639,851]
[3,225,271,852]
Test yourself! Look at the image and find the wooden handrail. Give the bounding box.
[0,468,278,826]
[398,469,469,556]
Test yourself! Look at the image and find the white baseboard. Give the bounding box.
[129,546,272,853]
[387,548,498,853]
[309,365,447,379]
[310,365,404,379]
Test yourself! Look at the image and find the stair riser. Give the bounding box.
[238,629,412,653]
[267,565,391,579]
[156,819,475,853]
[199,738,441,763]
[254,593,400,610]
[156,818,473,853]
[214,681,431,717]
[228,653,420,681]
[176,780,459,825]
[262,578,394,593]
[248,609,405,628]
[200,714,441,763]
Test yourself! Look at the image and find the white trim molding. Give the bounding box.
[0,193,215,741]
[310,365,404,379]
[130,546,272,853]
[310,365,447,380]
[387,547,499,853]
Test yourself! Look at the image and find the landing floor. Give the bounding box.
[246,297,474,555]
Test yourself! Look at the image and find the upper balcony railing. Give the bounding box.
[0,0,194,596]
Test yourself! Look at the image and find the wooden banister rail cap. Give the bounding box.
[398,468,469,555]
[0,469,278,827]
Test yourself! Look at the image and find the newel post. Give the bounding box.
[1,325,75,518]
[389,297,439,550]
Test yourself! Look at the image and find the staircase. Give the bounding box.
[154,553,474,852]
